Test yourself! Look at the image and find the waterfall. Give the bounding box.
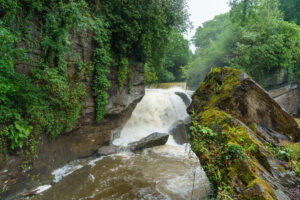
[113,87,190,146]
[29,87,210,200]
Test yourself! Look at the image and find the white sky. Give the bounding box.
[185,0,231,52]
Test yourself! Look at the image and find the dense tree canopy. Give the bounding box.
[185,0,300,88]
[279,0,300,24]
[150,31,191,83]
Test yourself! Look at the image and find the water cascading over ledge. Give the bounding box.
[22,87,211,200]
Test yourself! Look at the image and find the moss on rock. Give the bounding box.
[188,67,298,199]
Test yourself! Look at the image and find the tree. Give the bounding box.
[279,0,300,25]
[184,13,238,88]
[229,0,300,85]
[185,0,300,88]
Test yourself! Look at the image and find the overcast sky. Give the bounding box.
[185,0,231,51]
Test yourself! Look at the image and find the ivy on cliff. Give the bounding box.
[0,0,90,156]
[0,0,189,156]
[91,16,111,122]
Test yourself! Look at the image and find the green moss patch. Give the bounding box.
[189,67,283,199]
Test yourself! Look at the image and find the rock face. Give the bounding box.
[128,133,169,152]
[263,68,288,90]
[188,67,300,200]
[0,30,145,199]
[191,68,300,142]
[268,83,300,117]
[169,120,189,144]
[175,92,192,107]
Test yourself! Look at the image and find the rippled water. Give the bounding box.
[30,88,210,200]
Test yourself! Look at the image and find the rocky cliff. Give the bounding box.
[0,18,144,200]
[188,67,300,200]
[1,61,144,200]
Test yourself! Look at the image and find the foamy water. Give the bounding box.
[113,88,190,146]
[31,88,210,200]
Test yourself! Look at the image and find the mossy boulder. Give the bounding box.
[190,67,300,142]
[188,67,299,200]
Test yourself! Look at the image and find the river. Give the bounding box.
[29,88,210,200]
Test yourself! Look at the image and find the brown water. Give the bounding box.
[31,146,210,200]
[149,82,187,90]
[28,88,210,200]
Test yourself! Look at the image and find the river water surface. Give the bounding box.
[30,88,210,200]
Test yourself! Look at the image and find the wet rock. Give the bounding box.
[274,190,291,200]
[128,133,169,152]
[188,67,300,200]
[97,145,120,156]
[264,68,288,90]
[240,183,274,200]
[267,158,300,188]
[255,125,289,145]
[189,68,300,141]
[175,92,191,107]
[170,120,189,144]
[183,116,191,125]
[183,116,192,135]
[269,83,300,116]
[288,185,300,200]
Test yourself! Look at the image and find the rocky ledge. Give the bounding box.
[188,67,300,200]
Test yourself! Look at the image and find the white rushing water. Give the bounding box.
[113,88,190,146]
[31,87,210,200]
[111,87,209,199]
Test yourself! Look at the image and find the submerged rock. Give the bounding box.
[188,67,300,200]
[170,120,189,144]
[128,133,169,152]
[97,145,120,156]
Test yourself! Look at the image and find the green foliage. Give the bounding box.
[186,0,300,88]
[91,16,111,123]
[155,31,191,83]
[3,121,32,150]
[127,68,133,94]
[190,116,247,190]
[184,14,238,88]
[230,10,300,86]
[0,0,190,156]
[92,0,189,115]
[144,64,158,84]
[279,0,300,25]
[101,1,189,85]
[296,118,300,128]
[225,143,247,160]
[0,0,89,155]
[118,57,129,91]
[265,142,300,175]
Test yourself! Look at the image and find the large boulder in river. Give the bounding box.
[128,133,169,152]
[188,67,300,200]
